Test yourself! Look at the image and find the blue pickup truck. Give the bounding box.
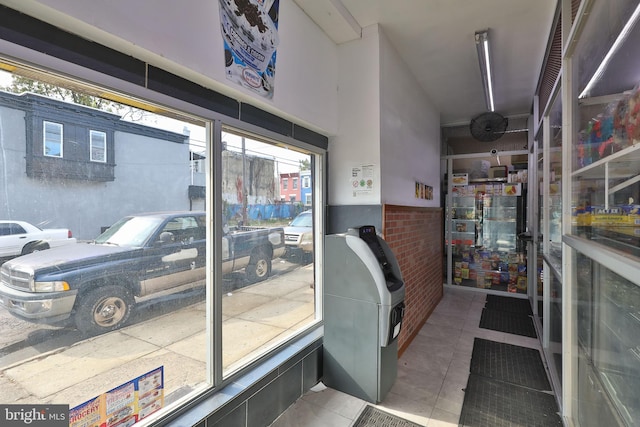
[0,211,285,334]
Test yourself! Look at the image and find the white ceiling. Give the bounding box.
[293,0,558,127]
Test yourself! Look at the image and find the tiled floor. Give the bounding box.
[270,286,543,427]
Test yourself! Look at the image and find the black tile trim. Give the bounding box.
[240,102,292,137]
[293,123,328,150]
[0,5,146,86]
[147,66,239,119]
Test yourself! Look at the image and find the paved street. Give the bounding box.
[0,259,315,409]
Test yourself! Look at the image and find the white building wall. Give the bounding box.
[329,24,441,208]
[329,25,381,206]
[379,28,441,207]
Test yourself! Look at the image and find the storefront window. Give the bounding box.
[220,127,317,376]
[0,67,210,422]
[0,61,322,425]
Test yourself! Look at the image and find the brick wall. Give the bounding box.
[382,204,443,356]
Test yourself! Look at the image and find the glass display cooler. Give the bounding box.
[446,182,527,293]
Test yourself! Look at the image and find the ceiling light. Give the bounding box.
[475,30,495,112]
[579,2,640,98]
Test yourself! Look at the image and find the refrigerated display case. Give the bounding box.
[447,183,528,293]
[449,194,480,252]
[482,195,520,252]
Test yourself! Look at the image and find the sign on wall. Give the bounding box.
[351,164,375,197]
[218,0,280,99]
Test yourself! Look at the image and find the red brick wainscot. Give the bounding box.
[382,204,443,356]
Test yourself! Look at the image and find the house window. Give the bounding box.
[292,178,298,189]
[302,176,310,188]
[289,195,296,202]
[24,101,117,182]
[305,193,312,205]
[90,130,107,162]
[43,121,63,157]
[283,178,288,190]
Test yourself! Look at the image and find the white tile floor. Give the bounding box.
[270,286,542,427]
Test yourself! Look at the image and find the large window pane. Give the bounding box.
[220,128,317,376]
[0,68,209,423]
[0,60,323,426]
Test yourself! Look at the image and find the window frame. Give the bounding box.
[0,50,326,425]
[90,129,107,163]
[43,120,63,158]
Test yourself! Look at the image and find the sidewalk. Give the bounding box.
[0,263,315,409]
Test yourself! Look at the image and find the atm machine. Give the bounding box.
[323,226,405,403]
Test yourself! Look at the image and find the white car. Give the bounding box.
[0,220,77,262]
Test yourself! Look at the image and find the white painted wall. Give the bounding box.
[5,0,339,135]
[328,25,381,206]
[379,29,441,207]
[328,25,441,207]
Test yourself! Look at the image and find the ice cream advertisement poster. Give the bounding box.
[69,367,164,427]
[219,0,280,99]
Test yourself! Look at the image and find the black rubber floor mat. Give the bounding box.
[459,374,563,427]
[470,338,551,391]
[353,405,422,427]
[479,308,537,338]
[485,294,533,315]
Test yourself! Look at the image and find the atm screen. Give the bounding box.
[357,226,403,291]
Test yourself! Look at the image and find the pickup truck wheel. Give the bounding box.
[74,286,133,335]
[246,250,271,283]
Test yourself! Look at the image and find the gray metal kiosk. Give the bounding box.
[323,226,405,403]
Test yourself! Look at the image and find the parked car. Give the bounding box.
[0,220,76,264]
[283,210,313,262]
[0,211,285,334]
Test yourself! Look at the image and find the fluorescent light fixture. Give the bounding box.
[579,2,640,98]
[475,30,495,112]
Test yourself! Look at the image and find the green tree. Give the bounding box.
[299,158,311,171]
[2,75,149,121]
[4,75,118,111]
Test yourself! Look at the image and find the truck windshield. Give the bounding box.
[94,216,165,247]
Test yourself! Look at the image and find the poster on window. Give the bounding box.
[219,0,280,99]
[69,367,164,427]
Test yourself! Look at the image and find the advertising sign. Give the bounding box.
[69,367,164,427]
[219,0,280,99]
